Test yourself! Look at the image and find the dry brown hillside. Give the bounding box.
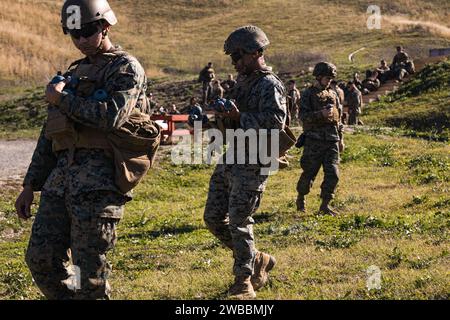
[0,0,449,88]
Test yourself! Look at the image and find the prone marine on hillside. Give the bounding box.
[15,0,160,300]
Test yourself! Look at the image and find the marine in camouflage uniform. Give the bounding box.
[15,0,149,299]
[391,46,415,80]
[203,26,285,299]
[296,62,344,216]
[346,81,362,125]
[210,80,225,102]
[330,80,344,108]
[222,74,237,99]
[198,62,216,106]
[286,79,301,126]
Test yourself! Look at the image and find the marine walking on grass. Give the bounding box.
[286,79,301,126]
[295,62,344,216]
[203,25,286,299]
[15,0,159,300]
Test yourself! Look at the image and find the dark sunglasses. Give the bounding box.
[64,22,101,39]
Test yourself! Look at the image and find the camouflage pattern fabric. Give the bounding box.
[296,137,340,200]
[348,111,358,126]
[199,66,215,105]
[204,164,264,276]
[204,67,286,277]
[362,78,381,92]
[233,68,286,130]
[286,87,300,126]
[223,25,270,55]
[23,46,146,299]
[58,47,149,130]
[392,51,410,66]
[210,86,224,101]
[25,191,126,300]
[202,82,213,105]
[222,79,237,90]
[346,89,362,125]
[199,66,215,83]
[299,82,343,141]
[297,81,342,200]
[23,46,147,197]
[334,86,345,108]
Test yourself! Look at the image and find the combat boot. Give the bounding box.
[319,198,339,216]
[251,251,277,291]
[228,276,256,300]
[296,195,306,212]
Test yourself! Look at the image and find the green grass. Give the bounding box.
[0,86,44,139]
[1,132,449,300]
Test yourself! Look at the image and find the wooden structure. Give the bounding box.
[150,114,191,144]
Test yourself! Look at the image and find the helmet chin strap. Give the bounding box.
[95,28,110,54]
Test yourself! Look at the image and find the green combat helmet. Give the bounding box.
[313,62,337,78]
[224,25,270,55]
[61,0,117,34]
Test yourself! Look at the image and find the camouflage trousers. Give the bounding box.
[286,105,298,126]
[204,164,267,277]
[25,191,126,300]
[296,137,340,200]
[348,110,359,125]
[202,81,213,105]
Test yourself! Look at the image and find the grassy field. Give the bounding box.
[0,128,449,300]
[0,0,449,300]
[0,64,449,300]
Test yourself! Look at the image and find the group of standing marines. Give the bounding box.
[15,0,344,300]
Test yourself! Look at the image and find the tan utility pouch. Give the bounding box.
[264,125,296,170]
[275,125,296,170]
[278,126,296,156]
[45,107,76,152]
[107,112,161,193]
[332,106,340,123]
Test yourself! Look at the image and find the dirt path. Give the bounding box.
[0,139,36,186]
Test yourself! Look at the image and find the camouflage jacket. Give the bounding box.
[23,46,148,200]
[217,67,287,191]
[346,88,363,114]
[199,66,215,83]
[300,82,343,142]
[210,86,224,100]
[333,87,345,107]
[392,51,410,66]
[233,67,287,131]
[222,79,237,90]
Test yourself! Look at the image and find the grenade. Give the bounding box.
[50,75,66,84]
[50,74,77,95]
[188,105,208,127]
[92,89,108,102]
[209,98,233,112]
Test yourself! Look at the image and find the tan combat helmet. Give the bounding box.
[61,0,117,34]
[313,62,337,78]
[224,25,270,55]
